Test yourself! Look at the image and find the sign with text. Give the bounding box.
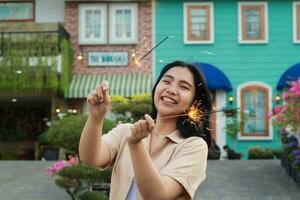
[88,52,128,66]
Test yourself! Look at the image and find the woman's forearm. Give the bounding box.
[128,142,168,200]
[79,114,104,165]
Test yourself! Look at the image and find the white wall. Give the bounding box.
[35,0,65,23]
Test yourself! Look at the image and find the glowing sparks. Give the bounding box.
[136,36,173,63]
[186,101,204,126]
[155,100,205,129]
[133,57,141,67]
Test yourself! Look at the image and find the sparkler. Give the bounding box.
[138,36,174,62]
[154,101,204,130]
[133,36,174,67]
[155,100,240,129]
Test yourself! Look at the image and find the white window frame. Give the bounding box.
[293,2,300,43]
[183,2,214,44]
[238,2,269,44]
[237,82,273,140]
[78,4,107,45]
[109,3,138,44]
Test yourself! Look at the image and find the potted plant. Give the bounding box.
[46,155,109,200]
[110,95,131,123]
[129,93,152,121]
[248,147,264,159]
[43,114,116,158]
[291,149,300,187]
[272,78,300,134]
[44,115,116,199]
[37,130,59,160]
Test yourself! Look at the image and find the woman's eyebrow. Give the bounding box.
[163,74,193,88]
[180,80,193,88]
[162,74,174,79]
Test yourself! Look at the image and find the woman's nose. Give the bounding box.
[166,84,178,95]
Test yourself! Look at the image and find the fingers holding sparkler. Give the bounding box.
[128,114,155,144]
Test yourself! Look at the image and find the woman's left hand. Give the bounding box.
[128,114,155,145]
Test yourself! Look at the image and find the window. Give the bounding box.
[238,2,268,43]
[109,3,138,44]
[79,4,107,44]
[184,2,214,44]
[237,82,273,140]
[0,1,34,22]
[293,2,300,43]
[79,3,138,45]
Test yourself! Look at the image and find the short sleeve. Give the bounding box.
[102,123,131,167]
[160,137,208,199]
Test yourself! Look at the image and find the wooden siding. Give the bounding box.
[155,0,296,157]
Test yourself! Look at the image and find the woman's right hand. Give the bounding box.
[87,81,110,119]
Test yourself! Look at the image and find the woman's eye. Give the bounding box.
[163,79,171,84]
[180,85,189,90]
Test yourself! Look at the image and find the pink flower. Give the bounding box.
[68,155,79,165]
[267,112,273,119]
[45,156,79,177]
[291,81,298,88]
[280,127,287,134]
[273,106,282,114]
[295,90,300,96]
[283,92,289,100]
[289,86,297,93]
[297,108,300,113]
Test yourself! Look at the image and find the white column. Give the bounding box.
[215,91,227,159]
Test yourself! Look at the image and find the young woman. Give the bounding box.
[79,61,212,200]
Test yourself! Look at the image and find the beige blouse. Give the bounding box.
[102,123,208,200]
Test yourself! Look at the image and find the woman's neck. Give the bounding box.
[154,114,178,136]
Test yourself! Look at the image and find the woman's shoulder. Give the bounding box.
[179,136,208,151]
[113,123,132,132]
[105,123,132,137]
[117,123,132,129]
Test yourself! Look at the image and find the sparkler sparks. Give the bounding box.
[155,101,205,129]
[133,57,140,66]
[186,101,204,125]
[132,36,174,67]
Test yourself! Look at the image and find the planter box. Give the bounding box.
[281,154,292,176]
[92,182,110,197]
[291,167,300,187]
[42,147,59,160]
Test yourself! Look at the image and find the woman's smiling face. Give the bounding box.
[154,66,196,117]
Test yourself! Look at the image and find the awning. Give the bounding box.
[276,63,300,90]
[68,73,152,98]
[192,62,232,91]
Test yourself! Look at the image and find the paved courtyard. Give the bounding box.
[0,160,299,200]
[195,160,300,200]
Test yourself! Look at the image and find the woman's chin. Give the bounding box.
[157,109,182,118]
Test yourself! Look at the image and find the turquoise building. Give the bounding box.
[153,0,300,158]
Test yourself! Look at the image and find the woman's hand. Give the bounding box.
[128,114,155,145]
[87,81,110,119]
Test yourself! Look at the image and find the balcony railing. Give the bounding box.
[0,23,69,56]
[0,24,72,94]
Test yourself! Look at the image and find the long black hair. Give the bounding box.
[151,61,212,148]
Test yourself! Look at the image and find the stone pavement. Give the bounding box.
[195,160,300,200]
[0,161,68,200]
[0,160,299,200]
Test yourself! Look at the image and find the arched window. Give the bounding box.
[237,82,273,140]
